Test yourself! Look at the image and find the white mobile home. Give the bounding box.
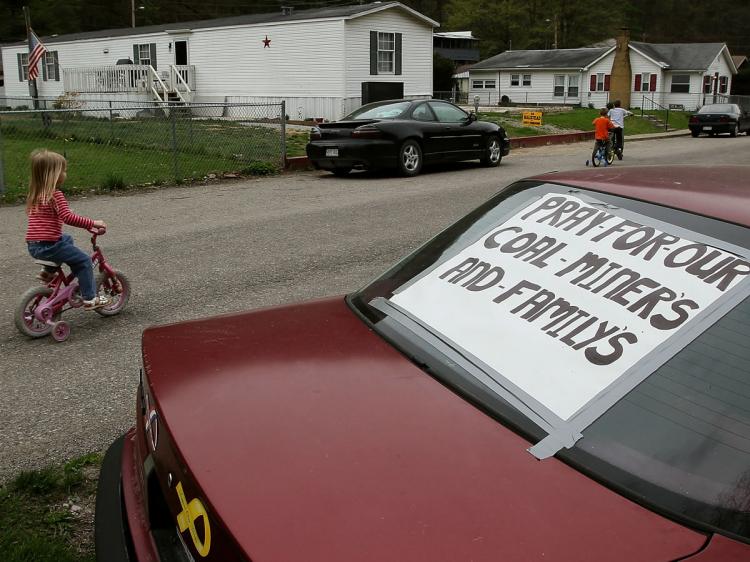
[1,2,437,121]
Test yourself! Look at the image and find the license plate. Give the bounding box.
[703,126,712,131]
[326,148,339,157]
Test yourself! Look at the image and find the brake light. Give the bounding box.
[310,127,322,140]
[689,116,698,124]
[719,116,730,123]
[351,124,384,139]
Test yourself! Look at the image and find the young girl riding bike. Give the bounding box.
[25,149,110,310]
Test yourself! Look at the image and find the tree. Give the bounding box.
[433,53,455,92]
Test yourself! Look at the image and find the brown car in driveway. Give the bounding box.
[96,166,750,562]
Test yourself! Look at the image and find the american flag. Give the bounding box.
[27,30,47,81]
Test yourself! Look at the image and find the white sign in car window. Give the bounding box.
[391,193,749,420]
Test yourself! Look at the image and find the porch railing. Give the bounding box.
[62,64,196,94]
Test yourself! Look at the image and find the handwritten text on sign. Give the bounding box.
[391,194,749,420]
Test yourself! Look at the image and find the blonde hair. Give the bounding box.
[26,149,67,214]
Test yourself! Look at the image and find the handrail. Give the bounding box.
[641,95,670,132]
[170,65,192,95]
[148,65,170,102]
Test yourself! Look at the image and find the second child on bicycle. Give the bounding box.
[608,100,632,159]
[25,149,110,310]
[592,107,617,160]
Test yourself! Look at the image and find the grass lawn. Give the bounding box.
[0,453,100,562]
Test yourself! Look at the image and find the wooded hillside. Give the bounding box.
[1,0,747,57]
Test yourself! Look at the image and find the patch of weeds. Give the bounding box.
[101,173,126,191]
[241,161,279,176]
[0,452,101,562]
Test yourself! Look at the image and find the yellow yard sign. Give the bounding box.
[522,111,543,126]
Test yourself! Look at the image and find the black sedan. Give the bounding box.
[689,103,750,137]
[306,99,510,177]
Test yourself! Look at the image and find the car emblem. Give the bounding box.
[143,393,159,451]
[176,481,211,557]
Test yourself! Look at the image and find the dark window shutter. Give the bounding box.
[53,51,60,81]
[604,74,611,91]
[590,74,596,91]
[649,74,656,92]
[133,44,140,64]
[150,43,157,69]
[41,53,47,81]
[634,74,642,91]
[395,33,402,75]
[17,53,24,81]
[370,31,378,75]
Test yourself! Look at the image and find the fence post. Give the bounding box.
[170,109,179,181]
[108,101,114,141]
[0,117,5,196]
[280,100,287,170]
[63,111,68,159]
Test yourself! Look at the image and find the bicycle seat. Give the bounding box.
[34,259,61,268]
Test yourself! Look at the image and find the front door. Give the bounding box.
[173,39,189,86]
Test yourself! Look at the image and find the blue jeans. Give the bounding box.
[27,234,96,299]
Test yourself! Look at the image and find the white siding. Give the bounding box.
[345,10,433,99]
[468,70,499,105]
[586,51,615,108]
[629,49,664,108]
[663,71,703,110]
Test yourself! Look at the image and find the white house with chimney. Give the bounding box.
[469,32,737,110]
[0,2,437,120]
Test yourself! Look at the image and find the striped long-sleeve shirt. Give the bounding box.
[26,190,94,242]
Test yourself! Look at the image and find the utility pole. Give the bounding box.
[22,5,39,108]
[553,13,558,49]
[131,0,135,27]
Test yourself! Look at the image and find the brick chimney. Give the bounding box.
[609,28,632,108]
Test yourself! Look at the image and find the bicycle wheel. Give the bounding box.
[14,286,54,337]
[606,148,615,165]
[95,270,131,316]
[591,148,602,167]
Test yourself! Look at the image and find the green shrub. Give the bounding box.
[101,173,125,191]
[241,161,279,176]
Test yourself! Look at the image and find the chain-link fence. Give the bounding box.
[0,100,286,200]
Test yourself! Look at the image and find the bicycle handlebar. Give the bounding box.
[88,227,107,236]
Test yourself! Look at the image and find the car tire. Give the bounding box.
[730,124,738,137]
[691,131,699,138]
[398,140,422,177]
[481,135,502,167]
[331,167,352,177]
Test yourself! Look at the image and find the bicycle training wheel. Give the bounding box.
[95,270,131,316]
[14,286,54,337]
[591,148,602,167]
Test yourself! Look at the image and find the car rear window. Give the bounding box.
[349,180,750,541]
[698,104,736,114]
[346,101,411,120]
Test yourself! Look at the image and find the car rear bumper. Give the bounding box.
[306,139,397,171]
[689,123,736,134]
[96,429,160,562]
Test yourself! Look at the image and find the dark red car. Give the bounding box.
[96,166,750,562]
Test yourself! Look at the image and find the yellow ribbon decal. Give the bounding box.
[175,481,211,557]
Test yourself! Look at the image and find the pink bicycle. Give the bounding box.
[14,228,131,342]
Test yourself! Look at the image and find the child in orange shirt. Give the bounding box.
[592,107,617,158]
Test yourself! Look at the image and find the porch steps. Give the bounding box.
[640,113,676,132]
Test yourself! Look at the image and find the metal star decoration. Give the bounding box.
[263,35,271,48]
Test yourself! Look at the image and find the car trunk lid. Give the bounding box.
[142,297,708,562]
[317,119,379,139]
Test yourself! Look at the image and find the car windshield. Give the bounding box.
[349,181,750,540]
[698,104,737,114]
[345,101,411,120]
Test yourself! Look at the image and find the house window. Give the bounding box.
[377,32,395,73]
[19,53,29,81]
[510,74,519,86]
[139,44,152,66]
[703,75,712,94]
[597,73,605,91]
[719,75,728,94]
[670,74,690,93]
[472,80,496,89]
[554,75,565,96]
[43,52,58,81]
[567,74,579,97]
[640,73,651,92]
[522,74,531,86]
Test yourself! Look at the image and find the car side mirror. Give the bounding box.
[468,112,477,123]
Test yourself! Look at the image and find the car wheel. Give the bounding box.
[398,140,422,177]
[730,124,738,137]
[331,167,352,177]
[690,131,699,138]
[481,136,502,167]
